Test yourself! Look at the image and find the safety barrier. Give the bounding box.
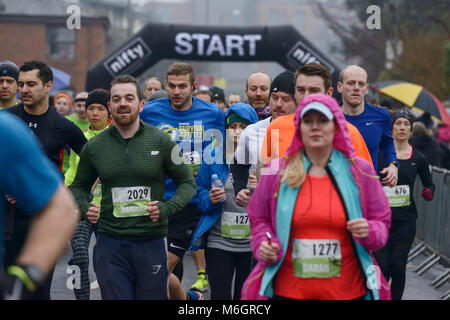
[409,166,450,300]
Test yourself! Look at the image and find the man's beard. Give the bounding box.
[112,107,139,127]
[248,96,268,109]
[0,96,12,103]
[170,95,192,110]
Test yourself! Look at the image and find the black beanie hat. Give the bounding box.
[86,88,109,114]
[391,109,415,129]
[209,86,226,103]
[270,70,295,99]
[0,60,19,81]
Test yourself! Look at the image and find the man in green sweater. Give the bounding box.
[70,75,196,300]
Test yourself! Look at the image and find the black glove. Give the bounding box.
[0,265,43,300]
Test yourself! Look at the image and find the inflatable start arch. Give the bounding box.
[86,23,340,93]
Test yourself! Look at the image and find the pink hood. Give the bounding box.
[285,93,356,160]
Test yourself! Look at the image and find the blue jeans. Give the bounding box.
[93,233,169,300]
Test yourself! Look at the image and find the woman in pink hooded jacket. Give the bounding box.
[241,94,391,300]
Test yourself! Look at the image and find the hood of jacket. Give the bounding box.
[285,93,356,161]
[225,102,258,126]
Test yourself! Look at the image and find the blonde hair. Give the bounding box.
[281,151,306,188]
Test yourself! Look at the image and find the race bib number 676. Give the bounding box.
[383,185,410,207]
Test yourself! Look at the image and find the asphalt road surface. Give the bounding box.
[50,236,448,300]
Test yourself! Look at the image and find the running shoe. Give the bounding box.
[187,289,203,300]
[190,272,209,292]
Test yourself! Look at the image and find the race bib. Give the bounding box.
[383,185,411,207]
[292,239,342,278]
[182,151,201,175]
[221,211,251,239]
[111,186,151,218]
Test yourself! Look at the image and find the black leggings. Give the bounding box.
[205,248,253,300]
[70,220,98,300]
[373,219,416,300]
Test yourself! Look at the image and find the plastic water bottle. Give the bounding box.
[211,174,226,201]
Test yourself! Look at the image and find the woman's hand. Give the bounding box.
[347,218,369,239]
[259,240,280,263]
[209,187,226,205]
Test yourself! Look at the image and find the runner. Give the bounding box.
[234,71,296,200]
[373,109,435,300]
[190,103,258,300]
[245,71,271,120]
[53,92,73,116]
[70,75,196,300]
[261,63,372,166]
[66,91,90,132]
[338,65,398,186]
[0,60,19,109]
[0,111,78,300]
[242,94,391,300]
[64,88,111,300]
[140,62,225,300]
[4,60,87,300]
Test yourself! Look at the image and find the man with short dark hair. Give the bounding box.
[0,60,19,109]
[70,74,196,300]
[3,60,87,300]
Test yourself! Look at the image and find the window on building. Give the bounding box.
[46,26,76,60]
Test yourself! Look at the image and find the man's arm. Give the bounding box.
[69,143,98,219]
[16,184,78,275]
[65,119,88,155]
[160,137,197,218]
[379,115,398,186]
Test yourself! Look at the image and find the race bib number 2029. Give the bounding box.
[111,186,151,218]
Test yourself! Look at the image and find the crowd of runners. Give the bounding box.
[0,57,444,300]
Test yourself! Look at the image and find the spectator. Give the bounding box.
[409,122,441,167]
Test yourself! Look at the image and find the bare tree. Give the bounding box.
[314,0,450,81]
